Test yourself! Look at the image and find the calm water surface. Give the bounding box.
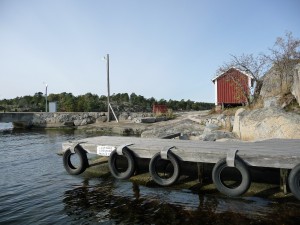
[0,127,299,225]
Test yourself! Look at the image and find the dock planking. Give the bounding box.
[62,136,300,169]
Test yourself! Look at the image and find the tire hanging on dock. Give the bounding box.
[149,151,180,186]
[212,157,251,197]
[288,164,300,200]
[63,146,89,175]
[108,147,136,180]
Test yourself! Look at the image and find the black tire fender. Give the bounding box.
[288,164,300,200]
[108,147,136,180]
[149,151,180,186]
[63,146,89,175]
[212,157,251,197]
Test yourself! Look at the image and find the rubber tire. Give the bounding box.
[212,157,251,197]
[149,151,180,186]
[288,164,300,200]
[63,146,89,175]
[108,148,136,180]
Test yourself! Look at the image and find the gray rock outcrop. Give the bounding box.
[260,69,285,100]
[291,63,300,106]
[233,107,300,140]
[260,62,300,107]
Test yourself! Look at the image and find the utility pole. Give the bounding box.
[106,54,110,122]
[102,54,118,123]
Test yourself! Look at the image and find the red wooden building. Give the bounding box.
[212,68,254,107]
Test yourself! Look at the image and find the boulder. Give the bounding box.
[233,107,300,140]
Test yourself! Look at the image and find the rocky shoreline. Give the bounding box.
[3,104,300,141]
[2,110,234,139]
[24,110,237,140]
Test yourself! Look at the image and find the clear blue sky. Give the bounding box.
[0,0,299,102]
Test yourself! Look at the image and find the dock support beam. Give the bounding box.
[280,169,289,195]
[197,163,204,185]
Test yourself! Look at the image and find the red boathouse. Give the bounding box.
[212,67,254,107]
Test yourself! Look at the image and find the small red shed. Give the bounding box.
[212,67,254,107]
[153,104,168,114]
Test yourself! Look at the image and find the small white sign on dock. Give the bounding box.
[97,145,116,156]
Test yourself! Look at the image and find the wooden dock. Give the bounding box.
[61,136,300,200]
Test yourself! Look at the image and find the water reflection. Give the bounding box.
[62,178,300,225]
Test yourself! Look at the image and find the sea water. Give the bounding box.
[0,128,299,225]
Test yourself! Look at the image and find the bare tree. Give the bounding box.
[264,31,300,93]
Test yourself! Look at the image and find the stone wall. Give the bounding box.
[0,112,156,128]
[32,112,108,127]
